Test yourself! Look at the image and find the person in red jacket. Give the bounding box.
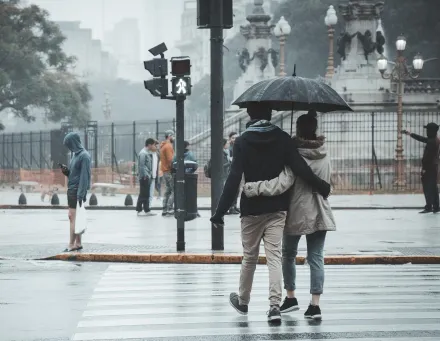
[160,130,175,216]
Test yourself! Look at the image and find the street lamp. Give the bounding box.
[324,5,338,78]
[377,35,424,190]
[274,16,291,77]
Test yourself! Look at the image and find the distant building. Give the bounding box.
[104,18,141,82]
[56,21,117,80]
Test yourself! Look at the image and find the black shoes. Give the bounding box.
[280,297,300,313]
[267,305,281,322]
[229,293,248,315]
[304,304,322,320]
[419,209,432,214]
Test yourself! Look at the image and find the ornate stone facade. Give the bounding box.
[232,0,276,103]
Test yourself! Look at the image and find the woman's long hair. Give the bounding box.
[296,110,318,140]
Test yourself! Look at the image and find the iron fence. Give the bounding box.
[0,110,439,193]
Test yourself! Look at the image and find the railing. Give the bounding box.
[0,110,439,194]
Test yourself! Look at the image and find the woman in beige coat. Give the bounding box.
[243,110,335,320]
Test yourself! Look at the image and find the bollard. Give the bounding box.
[18,193,27,205]
[124,194,133,206]
[51,193,60,206]
[89,193,98,206]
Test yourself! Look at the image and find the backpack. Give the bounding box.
[204,159,212,178]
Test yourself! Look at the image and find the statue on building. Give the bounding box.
[337,32,357,61]
[268,48,278,68]
[253,47,269,72]
[375,30,386,55]
[238,48,251,72]
[357,30,376,61]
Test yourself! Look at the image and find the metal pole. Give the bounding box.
[279,35,286,76]
[210,0,224,251]
[175,98,186,252]
[325,26,335,78]
[20,132,23,169]
[30,132,33,169]
[395,55,405,190]
[11,134,14,170]
[156,120,159,141]
[370,112,375,194]
[132,121,136,188]
[39,131,43,175]
[111,122,115,183]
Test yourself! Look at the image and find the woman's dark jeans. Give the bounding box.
[282,231,327,295]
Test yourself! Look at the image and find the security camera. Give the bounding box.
[148,43,168,57]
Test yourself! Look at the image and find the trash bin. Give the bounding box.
[173,161,198,221]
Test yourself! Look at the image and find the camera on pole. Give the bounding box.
[143,43,169,98]
[171,57,192,97]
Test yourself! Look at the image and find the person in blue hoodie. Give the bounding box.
[60,132,91,252]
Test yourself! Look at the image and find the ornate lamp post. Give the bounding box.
[377,35,424,190]
[324,5,338,78]
[274,16,291,77]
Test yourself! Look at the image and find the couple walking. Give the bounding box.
[211,104,335,322]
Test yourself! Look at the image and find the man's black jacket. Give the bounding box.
[410,133,440,171]
[212,121,331,219]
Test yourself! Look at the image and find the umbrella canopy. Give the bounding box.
[232,76,353,113]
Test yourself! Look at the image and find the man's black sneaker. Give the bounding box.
[280,297,300,313]
[419,209,432,214]
[229,293,248,315]
[304,304,322,320]
[267,305,281,322]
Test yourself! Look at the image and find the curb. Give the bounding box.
[44,253,440,265]
[0,205,422,210]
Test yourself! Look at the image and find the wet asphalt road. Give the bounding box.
[0,260,106,341]
[1,261,440,341]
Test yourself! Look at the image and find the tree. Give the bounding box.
[0,0,91,130]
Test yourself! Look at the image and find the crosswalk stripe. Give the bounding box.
[72,264,440,341]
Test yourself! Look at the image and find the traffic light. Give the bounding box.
[143,57,169,97]
[171,57,191,97]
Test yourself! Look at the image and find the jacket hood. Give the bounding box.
[293,136,327,160]
[63,132,84,154]
[242,119,283,147]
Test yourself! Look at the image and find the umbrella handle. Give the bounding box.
[292,64,296,77]
[290,108,294,136]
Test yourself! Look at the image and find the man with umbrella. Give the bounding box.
[403,123,440,213]
[210,74,350,323]
[210,103,331,323]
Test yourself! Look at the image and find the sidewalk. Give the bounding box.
[0,190,429,209]
[1,208,439,263]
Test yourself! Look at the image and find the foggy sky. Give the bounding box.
[31,0,184,59]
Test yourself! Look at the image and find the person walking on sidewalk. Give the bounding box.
[160,130,175,216]
[243,110,336,320]
[60,132,91,252]
[210,103,331,323]
[403,123,440,214]
[136,139,154,215]
[228,132,240,215]
[147,139,160,211]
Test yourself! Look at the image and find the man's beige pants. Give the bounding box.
[239,211,286,307]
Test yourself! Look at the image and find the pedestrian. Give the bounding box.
[243,110,336,320]
[147,139,160,211]
[210,103,331,323]
[136,138,154,216]
[228,132,240,215]
[60,132,91,252]
[403,123,440,213]
[160,130,175,216]
[222,138,231,185]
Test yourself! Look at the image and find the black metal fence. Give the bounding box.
[1,110,439,193]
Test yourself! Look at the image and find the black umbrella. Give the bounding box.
[232,75,353,113]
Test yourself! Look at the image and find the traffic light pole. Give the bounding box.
[210,0,224,251]
[175,97,186,252]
